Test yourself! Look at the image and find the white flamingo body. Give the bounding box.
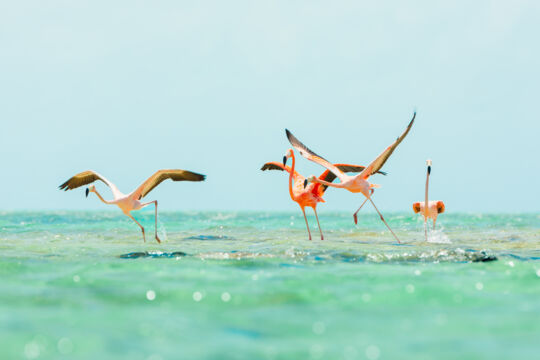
[59,169,205,243]
[327,176,375,195]
[414,201,444,222]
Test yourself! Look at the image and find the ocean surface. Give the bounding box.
[1,211,539,360]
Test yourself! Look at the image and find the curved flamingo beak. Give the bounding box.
[427,166,431,175]
[85,188,89,198]
[304,179,308,188]
[283,156,287,166]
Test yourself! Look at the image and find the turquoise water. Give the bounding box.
[1,211,539,359]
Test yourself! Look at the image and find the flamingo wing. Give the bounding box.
[132,169,206,200]
[318,164,387,193]
[260,162,291,172]
[285,129,347,182]
[261,161,304,183]
[436,201,445,214]
[59,170,122,198]
[358,112,416,179]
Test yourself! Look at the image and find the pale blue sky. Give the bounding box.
[1,1,539,212]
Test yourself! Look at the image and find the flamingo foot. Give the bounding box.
[155,235,161,244]
[353,213,358,225]
[141,229,146,242]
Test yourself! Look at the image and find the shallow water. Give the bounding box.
[1,211,539,359]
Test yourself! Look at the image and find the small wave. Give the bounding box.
[198,251,275,260]
[119,251,187,259]
[363,249,497,263]
[184,235,233,241]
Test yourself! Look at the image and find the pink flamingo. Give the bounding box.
[286,112,416,243]
[59,169,205,243]
[413,159,445,241]
[262,149,385,240]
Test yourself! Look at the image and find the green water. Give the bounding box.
[1,211,539,359]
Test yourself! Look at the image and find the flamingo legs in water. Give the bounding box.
[301,207,312,241]
[353,189,374,225]
[367,197,401,244]
[141,200,161,243]
[423,218,438,242]
[127,213,146,242]
[313,208,324,240]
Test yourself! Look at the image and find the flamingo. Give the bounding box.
[59,169,205,243]
[261,148,386,240]
[413,159,445,241]
[286,112,416,243]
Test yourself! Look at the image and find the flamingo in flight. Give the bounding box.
[59,169,205,243]
[261,148,386,240]
[286,112,416,243]
[413,159,445,241]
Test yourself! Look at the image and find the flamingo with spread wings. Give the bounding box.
[413,159,445,241]
[286,112,416,243]
[261,148,385,240]
[59,169,205,243]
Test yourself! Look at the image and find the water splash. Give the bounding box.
[427,228,451,244]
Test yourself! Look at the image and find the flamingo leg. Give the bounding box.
[424,218,428,242]
[153,200,161,243]
[126,212,146,242]
[152,200,161,243]
[353,198,369,225]
[433,217,437,230]
[301,207,312,241]
[368,197,401,244]
[353,189,374,225]
[313,207,324,240]
[140,200,161,243]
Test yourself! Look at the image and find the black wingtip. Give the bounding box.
[285,129,293,142]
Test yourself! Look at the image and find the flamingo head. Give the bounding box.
[283,149,294,166]
[86,185,96,197]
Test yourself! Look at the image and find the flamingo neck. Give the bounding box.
[316,178,343,188]
[309,177,344,190]
[424,169,430,216]
[94,189,113,205]
[288,153,296,200]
